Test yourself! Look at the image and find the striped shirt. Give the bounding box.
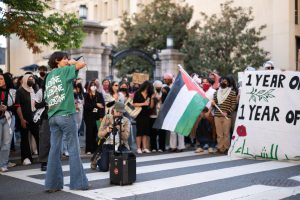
[213,90,237,118]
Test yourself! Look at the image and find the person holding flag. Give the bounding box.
[153,67,209,145]
[211,76,237,154]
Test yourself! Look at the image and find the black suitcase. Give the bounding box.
[109,151,136,185]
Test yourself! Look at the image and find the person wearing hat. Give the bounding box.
[97,101,130,171]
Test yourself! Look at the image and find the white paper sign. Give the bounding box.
[229,70,300,161]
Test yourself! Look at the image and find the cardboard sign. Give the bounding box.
[132,73,149,84]
[229,70,300,161]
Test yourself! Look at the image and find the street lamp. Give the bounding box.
[79,5,88,19]
[166,35,174,49]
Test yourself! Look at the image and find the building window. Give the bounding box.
[296,0,299,24]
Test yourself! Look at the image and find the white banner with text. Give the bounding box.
[229,70,300,161]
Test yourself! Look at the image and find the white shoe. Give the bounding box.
[137,148,142,154]
[63,151,69,157]
[23,158,32,166]
[86,152,91,155]
[143,149,151,153]
[7,162,16,168]
[0,166,8,172]
[195,148,204,153]
[158,149,163,152]
[208,147,215,153]
[152,149,157,152]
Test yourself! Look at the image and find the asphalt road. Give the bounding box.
[1,150,300,200]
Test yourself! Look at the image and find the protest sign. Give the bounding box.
[132,73,149,84]
[229,71,300,161]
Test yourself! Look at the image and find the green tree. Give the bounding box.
[117,0,195,77]
[0,0,84,53]
[183,1,269,75]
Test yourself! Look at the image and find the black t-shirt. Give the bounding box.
[15,87,34,122]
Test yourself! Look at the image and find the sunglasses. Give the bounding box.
[113,84,119,87]
[266,67,274,70]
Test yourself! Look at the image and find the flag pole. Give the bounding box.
[177,64,207,98]
[178,64,229,120]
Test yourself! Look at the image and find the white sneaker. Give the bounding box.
[195,148,204,153]
[0,166,8,172]
[137,148,142,154]
[143,149,151,153]
[158,149,163,152]
[208,147,215,153]
[152,149,157,152]
[23,158,32,166]
[7,162,16,168]
[63,151,69,157]
[86,152,91,155]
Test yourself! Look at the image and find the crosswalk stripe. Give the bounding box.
[193,185,276,200]
[63,155,239,184]
[69,161,298,200]
[193,185,300,200]
[5,151,198,177]
[3,151,204,186]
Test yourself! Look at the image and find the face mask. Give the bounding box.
[39,72,46,77]
[202,83,210,92]
[220,83,227,89]
[90,86,97,91]
[27,80,34,87]
[119,88,128,92]
[156,88,161,93]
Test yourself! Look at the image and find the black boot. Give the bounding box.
[41,162,47,171]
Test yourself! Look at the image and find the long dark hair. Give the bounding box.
[136,80,154,97]
[109,81,119,96]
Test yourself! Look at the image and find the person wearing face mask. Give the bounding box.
[15,74,39,165]
[149,80,165,152]
[37,65,48,88]
[194,78,217,154]
[211,76,237,154]
[83,81,105,155]
[119,81,130,101]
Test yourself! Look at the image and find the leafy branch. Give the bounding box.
[247,87,275,102]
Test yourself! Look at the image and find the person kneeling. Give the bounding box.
[97,102,130,172]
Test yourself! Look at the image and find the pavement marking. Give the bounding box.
[68,161,299,200]
[193,185,276,200]
[63,155,237,184]
[4,151,198,177]
[3,151,204,187]
[4,151,300,200]
[289,175,300,182]
[193,185,300,200]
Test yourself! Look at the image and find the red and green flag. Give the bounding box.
[153,68,209,136]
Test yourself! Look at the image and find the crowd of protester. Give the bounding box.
[0,56,277,176]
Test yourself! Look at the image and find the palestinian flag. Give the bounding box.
[153,68,209,136]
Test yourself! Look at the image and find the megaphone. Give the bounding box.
[74,56,83,61]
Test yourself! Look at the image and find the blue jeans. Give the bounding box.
[0,118,12,168]
[45,114,88,190]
